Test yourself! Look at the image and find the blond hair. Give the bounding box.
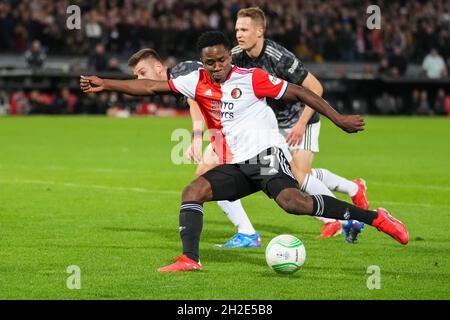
[237,7,266,30]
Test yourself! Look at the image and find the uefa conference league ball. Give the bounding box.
[265,234,306,274]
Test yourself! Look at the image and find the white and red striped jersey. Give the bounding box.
[168,66,290,164]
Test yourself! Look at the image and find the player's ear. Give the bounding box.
[226,51,232,63]
[257,27,264,38]
[154,61,163,71]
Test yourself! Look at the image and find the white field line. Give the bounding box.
[0,179,179,195]
[369,200,450,210]
[369,181,450,192]
[2,165,449,191]
[0,165,157,174]
[1,179,449,210]
[3,165,450,191]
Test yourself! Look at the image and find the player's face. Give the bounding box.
[133,59,166,80]
[201,45,232,83]
[235,17,262,50]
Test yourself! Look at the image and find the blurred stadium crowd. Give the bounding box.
[2,0,450,62]
[0,0,450,116]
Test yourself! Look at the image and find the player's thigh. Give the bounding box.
[196,144,220,176]
[201,164,258,201]
[182,176,214,203]
[245,147,299,200]
[281,122,320,183]
[290,149,315,183]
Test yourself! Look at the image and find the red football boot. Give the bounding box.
[351,179,369,210]
[372,208,409,245]
[157,255,204,273]
[319,221,342,238]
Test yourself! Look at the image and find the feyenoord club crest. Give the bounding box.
[231,87,242,99]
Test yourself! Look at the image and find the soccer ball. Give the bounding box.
[265,234,306,274]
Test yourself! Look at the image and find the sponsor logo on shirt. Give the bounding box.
[269,74,282,85]
[211,100,234,119]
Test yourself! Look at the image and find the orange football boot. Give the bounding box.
[157,255,204,272]
[351,179,369,210]
[319,221,342,238]
[372,208,409,245]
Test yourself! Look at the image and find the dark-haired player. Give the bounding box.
[127,48,262,248]
[80,31,408,272]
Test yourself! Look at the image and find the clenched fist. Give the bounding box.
[80,75,106,93]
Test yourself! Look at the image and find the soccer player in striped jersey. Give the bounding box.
[80,31,409,272]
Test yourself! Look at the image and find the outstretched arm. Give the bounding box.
[80,76,172,96]
[282,83,365,133]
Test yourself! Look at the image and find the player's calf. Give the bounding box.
[276,189,408,245]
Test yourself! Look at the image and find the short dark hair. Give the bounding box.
[196,31,231,54]
[127,48,162,67]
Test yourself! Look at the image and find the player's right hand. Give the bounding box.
[80,75,105,93]
[286,121,306,146]
[336,114,365,133]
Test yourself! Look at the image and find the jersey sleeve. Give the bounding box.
[168,70,199,99]
[277,49,309,85]
[252,68,288,100]
[169,61,202,79]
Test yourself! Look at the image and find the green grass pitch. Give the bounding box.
[0,116,449,300]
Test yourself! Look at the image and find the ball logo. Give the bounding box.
[269,74,282,85]
[231,88,242,99]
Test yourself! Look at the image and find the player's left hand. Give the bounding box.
[80,75,105,93]
[336,115,365,133]
[286,121,306,146]
[185,137,203,163]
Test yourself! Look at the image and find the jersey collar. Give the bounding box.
[243,40,267,62]
[226,65,238,81]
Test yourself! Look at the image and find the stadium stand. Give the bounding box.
[0,0,449,115]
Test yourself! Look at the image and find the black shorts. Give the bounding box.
[202,147,299,201]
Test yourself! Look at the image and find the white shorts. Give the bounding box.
[204,121,321,157]
[279,121,321,153]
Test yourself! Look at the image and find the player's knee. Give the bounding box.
[290,165,307,185]
[293,170,308,185]
[182,177,212,203]
[195,166,207,177]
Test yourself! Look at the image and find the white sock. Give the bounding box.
[217,200,256,235]
[312,168,358,197]
[300,174,346,225]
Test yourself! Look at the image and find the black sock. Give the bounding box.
[311,195,378,225]
[179,201,203,262]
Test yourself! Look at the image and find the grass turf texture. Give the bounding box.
[0,116,449,300]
